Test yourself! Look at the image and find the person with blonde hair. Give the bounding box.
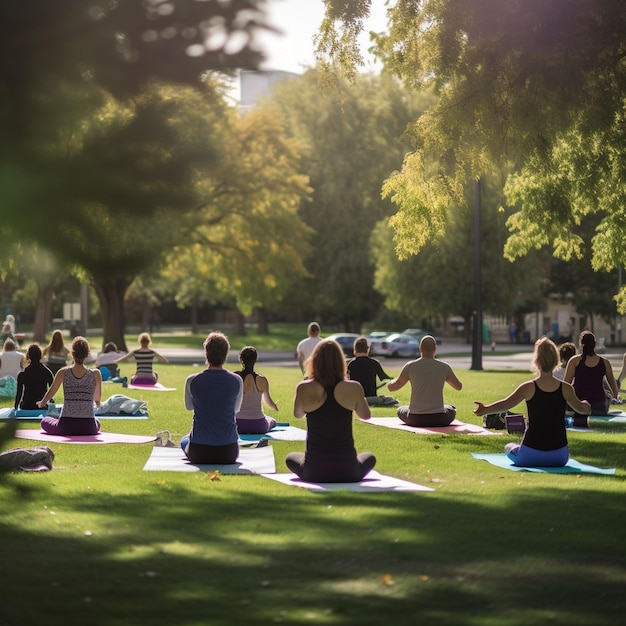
[474,337,591,467]
[117,332,168,385]
[38,336,102,435]
[286,339,376,482]
[42,330,70,375]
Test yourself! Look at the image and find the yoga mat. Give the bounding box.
[471,453,615,475]
[127,382,175,391]
[143,445,276,474]
[261,470,435,492]
[238,422,307,442]
[591,410,626,423]
[364,417,500,436]
[15,429,157,445]
[1,405,148,421]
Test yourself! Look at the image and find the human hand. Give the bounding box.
[581,400,592,415]
[473,401,486,416]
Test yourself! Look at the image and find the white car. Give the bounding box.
[369,333,420,358]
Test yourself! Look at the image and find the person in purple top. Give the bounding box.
[564,330,617,424]
[180,332,243,464]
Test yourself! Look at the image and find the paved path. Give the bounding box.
[152,343,625,372]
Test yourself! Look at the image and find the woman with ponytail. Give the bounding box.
[234,346,278,435]
[564,330,618,423]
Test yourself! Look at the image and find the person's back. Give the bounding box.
[406,357,450,414]
[523,380,568,451]
[347,355,381,397]
[388,335,462,427]
[16,345,54,410]
[296,322,322,373]
[305,383,356,461]
[0,342,24,379]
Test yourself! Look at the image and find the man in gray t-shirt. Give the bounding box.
[388,335,463,427]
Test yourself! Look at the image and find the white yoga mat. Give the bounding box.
[261,470,435,492]
[143,445,276,474]
[364,417,499,436]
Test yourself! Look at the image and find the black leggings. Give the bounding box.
[183,441,239,464]
[397,404,456,427]
[285,451,376,483]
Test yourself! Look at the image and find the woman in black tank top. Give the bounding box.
[286,339,376,482]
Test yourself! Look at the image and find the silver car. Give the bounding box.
[369,333,420,358]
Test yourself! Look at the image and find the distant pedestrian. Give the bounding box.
[296,322,322,374]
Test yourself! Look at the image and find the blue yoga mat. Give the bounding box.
[471,453,615,475]
[0,406,148,421]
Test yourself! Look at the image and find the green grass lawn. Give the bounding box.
[1,363,625,626]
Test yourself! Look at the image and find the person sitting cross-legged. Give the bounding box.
[388,335,462,427]
[347,336,397,406]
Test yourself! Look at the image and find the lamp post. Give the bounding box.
[471,178,483,370]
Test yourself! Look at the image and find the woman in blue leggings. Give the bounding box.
[474,337,591,467]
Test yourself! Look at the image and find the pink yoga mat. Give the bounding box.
[363,417,500,436]
[15,429,157,444]
[127,382,176,391]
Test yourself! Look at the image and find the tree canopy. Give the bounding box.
[319,0,626,310]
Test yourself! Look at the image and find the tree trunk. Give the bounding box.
[93,277,131,351]
[233,309,246,336]
[191,301,198,334]
[256,307,269,334]
[33,283,54,343]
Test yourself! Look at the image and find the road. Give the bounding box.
[152,343,625,372]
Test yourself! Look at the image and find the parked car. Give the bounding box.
[326,333,361,358]
[367,331,395,340]
[369,333,420,358]
[402,328,442,345]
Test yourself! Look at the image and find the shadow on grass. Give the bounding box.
[1,464,625,626]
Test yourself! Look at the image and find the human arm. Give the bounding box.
[293,380,309,418]
[14,374,23,410]
[297,349,306,374]
[37,369,66,407]
[561,382,591,415]
[153,350,169,364]
[563,356,578,384]
[92,368,102,409]
[473,381,533,416]
[184,375,195,410]
[446,366,463,391]
[116,351,133,363]
[603,358,618,399]
[616,353,626,389]
[258,375,278,411]
[375,361,393,382]
[387,364,410,392]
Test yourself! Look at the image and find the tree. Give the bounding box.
[15,81,235,349]
[372,178,544,340]
[1,0,274,225]
[319,0,626,310]
[160,107,313,335]
[269,70,432,330]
